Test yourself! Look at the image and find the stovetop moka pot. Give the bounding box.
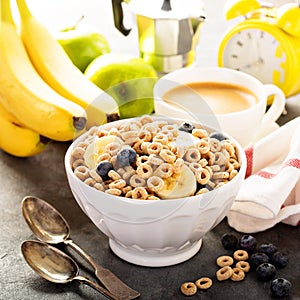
[112,0,205,74]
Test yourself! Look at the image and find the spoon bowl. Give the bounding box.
[21,239,78,283]
[22,196,69,244]
[21,240,118,300]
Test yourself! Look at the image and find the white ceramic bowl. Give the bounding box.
[65,117,247,267]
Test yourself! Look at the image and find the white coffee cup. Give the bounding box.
[154,67,286,147]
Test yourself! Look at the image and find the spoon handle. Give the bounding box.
[65,239,140,300]
[75,275,120,300]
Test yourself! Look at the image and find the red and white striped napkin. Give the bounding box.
[227,117,300,233]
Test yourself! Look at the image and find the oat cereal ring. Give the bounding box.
[94,182,105,191]
[233,250,249,261]
[196,139,210,154]
[155,163,173,178]
[96,153,111,163]
[142,123,158,135]
[72,159,86,170]
[210,165,221,172]
[229,158,240,169]
[121,185,132,194]
[225,163,234,173]
[204,151,215,166]
[122,171,135,183]
[139,115,153,125]
[138,130,152,142]
[132,187,148,200]
[133,156,146,168]
[147,195,160,200]
[129,174,146,187]
[236,261,250,273]
[216,266,233,281]
[147,176,164,192]
[180,282,197,296]
[231,268,245,281]
[105,188,122,196]
[96,129,109,138]
[212,172,229,180]
[105,142,122,156]
[185,148,201,162]
[84,178,96,187]
[160,149,176,163]
[89,169,103,183]
[174,158,184,174]
[109,179,127,189]
[121,130,138,141]
[125,190,133,198]
[196,187,210,195]
[229,169,238,180]
[140,141,151,154]
[217,255,234,267]
[147,142,162,155]
[192,128,208,139]
[223,141,235,157]
[137,163,153,179]
[188,162,202,173]
[76,141,90,149]
[195,277,213,290]
[74,166,90,181]
[196,168,211,185]
[153,133,168,145]
[209,138,222,152]
[116,168,126,177]
[71,147,85,159]
[214,151,227,166]
[148,154,164,166]
[108,170,121,181]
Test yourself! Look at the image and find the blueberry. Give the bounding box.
[239,235,257,252]
[270,278,291,298]
[257,243,278,257]
[249,252,270,269]
[96,160,113,180]
[178,122,194,133]
[116,148,137,167]
[256,263,276,281]
[221,233,238,250]
[271,251,289,268]
[209,132,227,141]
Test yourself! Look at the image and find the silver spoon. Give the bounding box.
[21,240,118,300]
[22,196,140,300]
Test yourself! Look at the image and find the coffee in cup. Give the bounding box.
[154,67,286,147]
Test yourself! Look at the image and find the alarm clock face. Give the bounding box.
[221,28,287,85]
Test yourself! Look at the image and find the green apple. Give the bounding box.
[56,19,110,72]
[84,53,158,119]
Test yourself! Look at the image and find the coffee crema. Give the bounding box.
[162,82,259,114]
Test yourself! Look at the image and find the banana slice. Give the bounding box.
[84,135,124,169]
[169,131,199,157]
[157,164,197,199]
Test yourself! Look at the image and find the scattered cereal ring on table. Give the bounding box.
[195,277,213,289]
[216,266,234,281]
[231,267,245,281]
[233,250,249,261]
[216,255,234,267]
[180,282,197,296]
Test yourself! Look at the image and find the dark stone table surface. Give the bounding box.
[0,98,300,300]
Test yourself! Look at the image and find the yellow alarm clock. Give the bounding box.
[218,0,300,97]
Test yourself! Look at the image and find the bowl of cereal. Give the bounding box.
[65,115,246,267]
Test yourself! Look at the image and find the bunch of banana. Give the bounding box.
[0,102,48,157]
[0,0,88,159]
[16,0,119,128]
